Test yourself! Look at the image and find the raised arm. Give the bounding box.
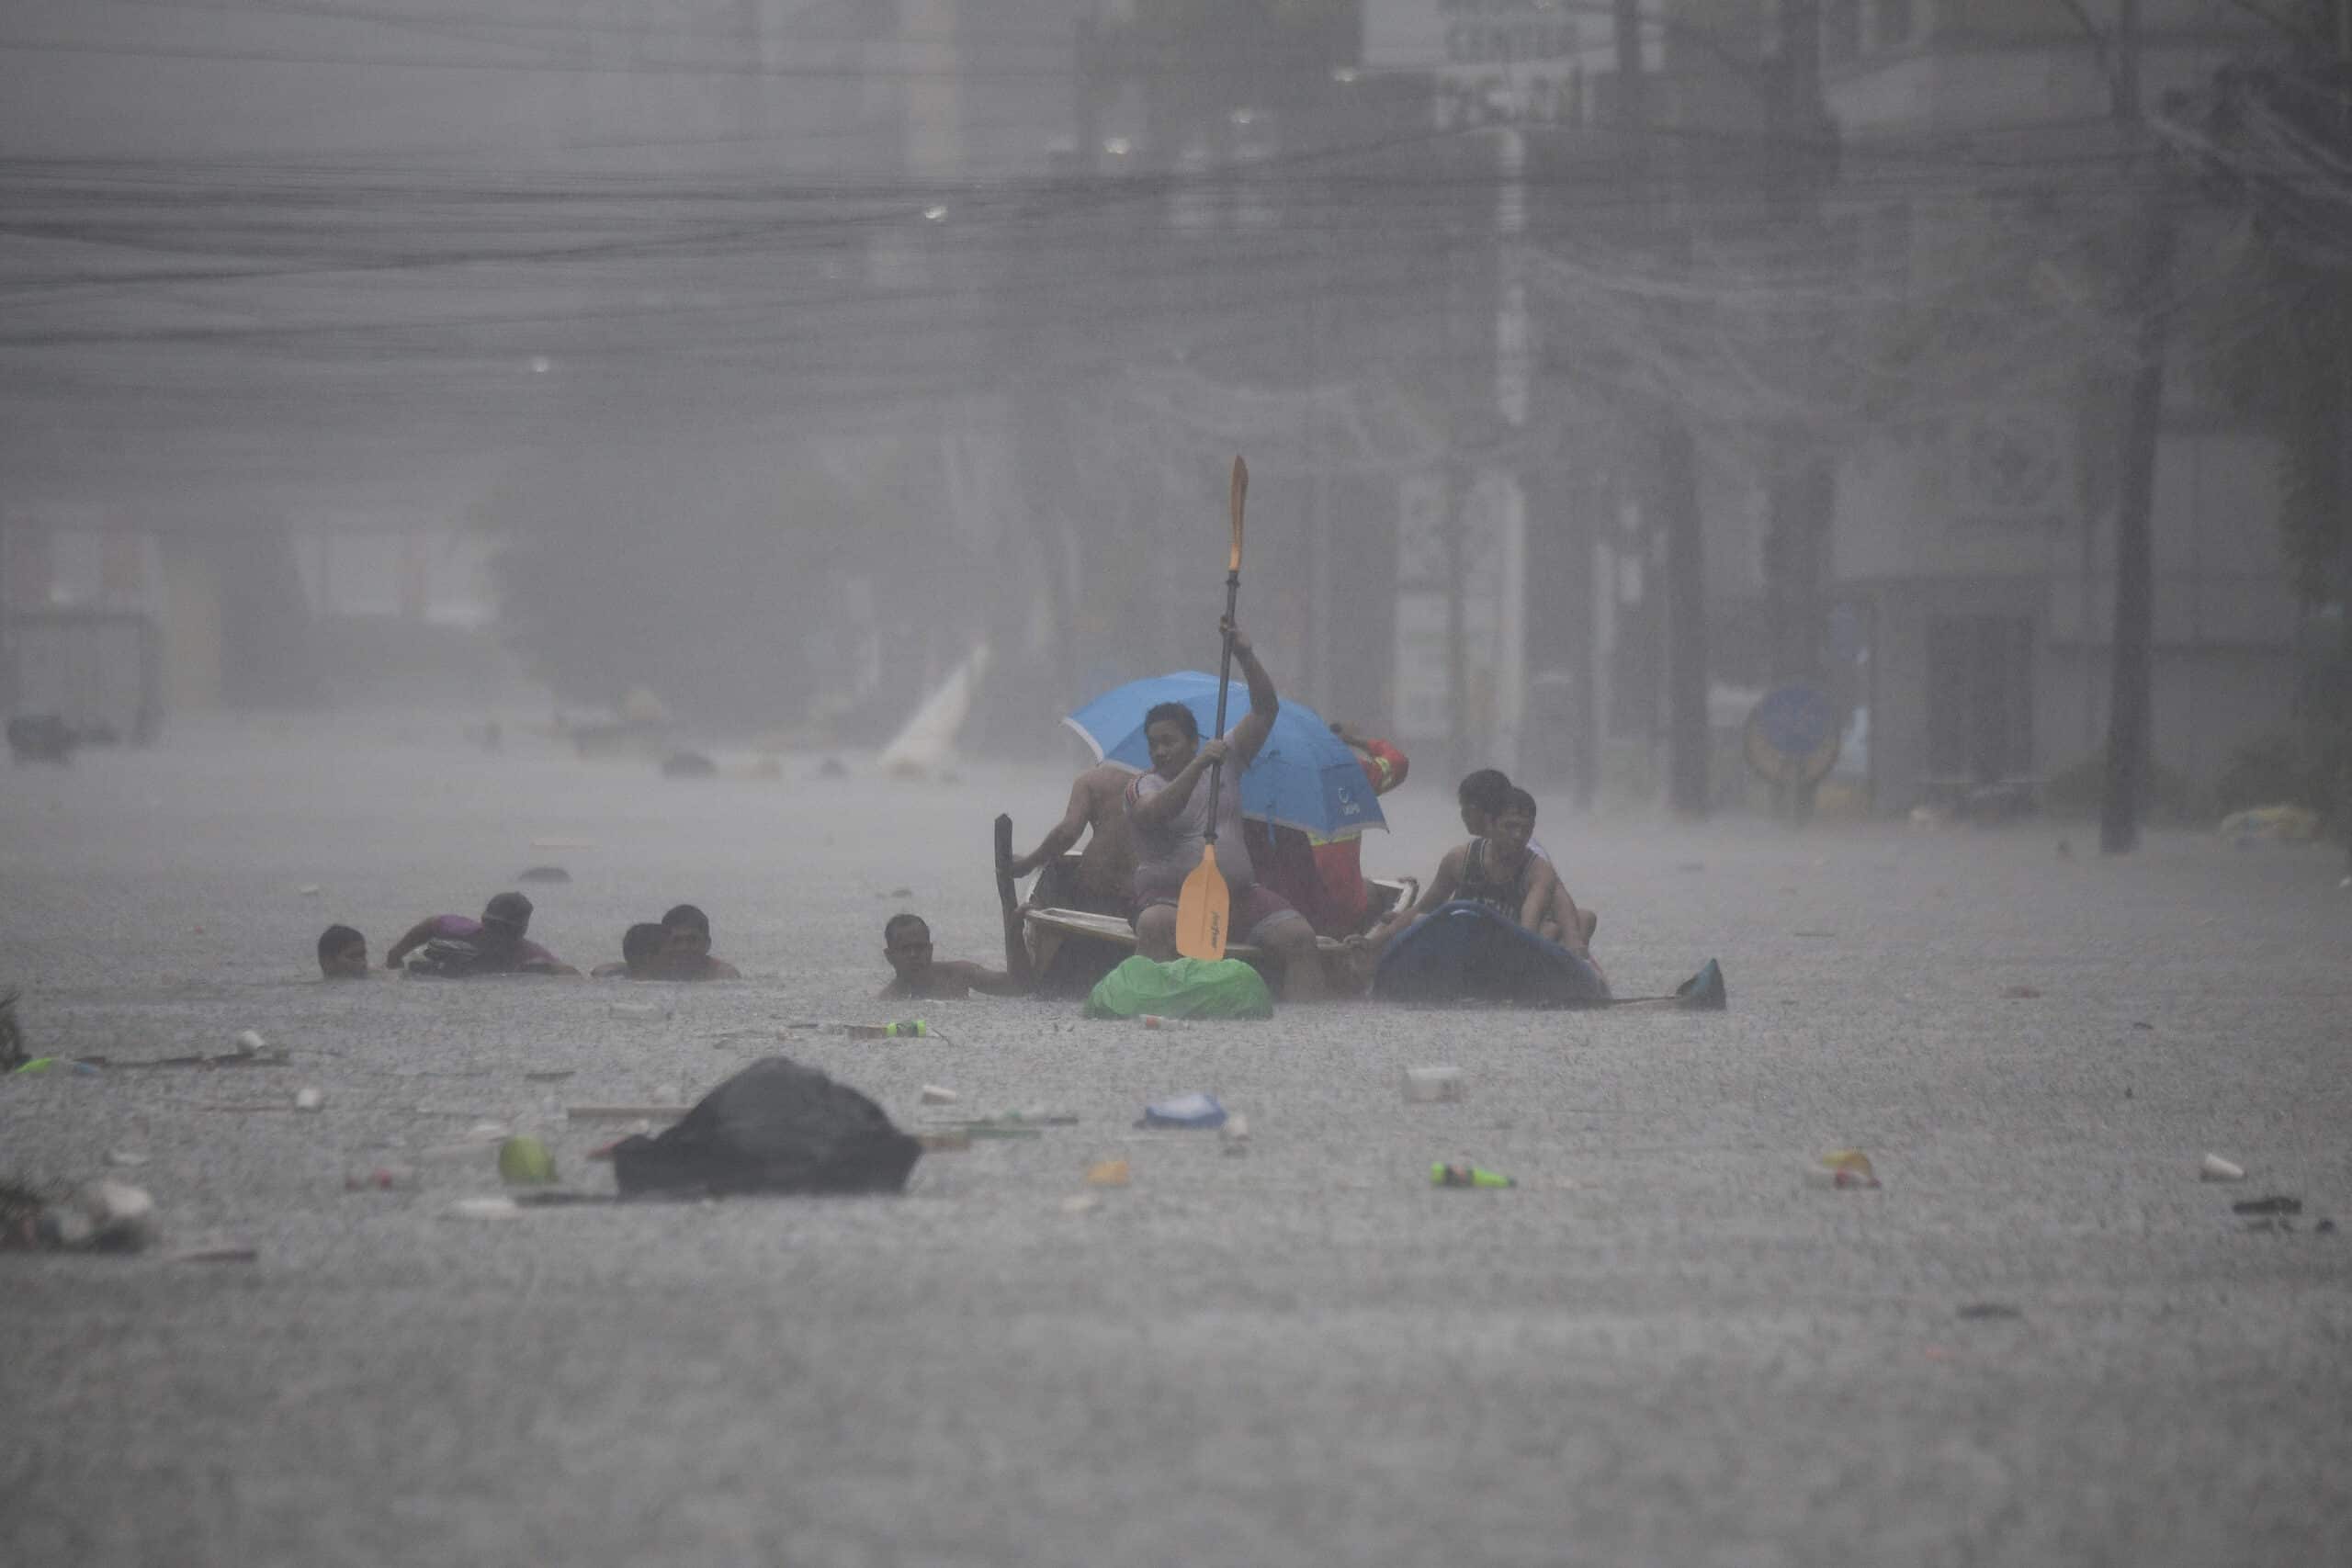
[1007,774,1096,878]
[1222,619,1278,769]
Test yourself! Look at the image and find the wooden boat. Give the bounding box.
[1014,852,1417,995]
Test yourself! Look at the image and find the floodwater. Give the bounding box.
[4,715,2347,1566]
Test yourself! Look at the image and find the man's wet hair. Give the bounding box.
[317,924,365,963]
[661,904,710,935]
[622,923,670,964]
[884,912,929,945]
[1143,701,1200,743]
[1500,785,1539,820]
[481,891,533,931]
[1457,769,1514,814]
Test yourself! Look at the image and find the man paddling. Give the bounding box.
[1125,618,1324,999]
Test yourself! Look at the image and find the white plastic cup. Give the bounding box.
[1404,1066,1464,1104]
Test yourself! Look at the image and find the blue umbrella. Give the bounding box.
[1063,671,1387,840]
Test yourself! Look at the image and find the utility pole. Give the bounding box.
[2336,0,2352,874]
[2098,0,2170,854]
[1617,0,1711,818]
[1493,122,1531,780]
[1762,0,1838,824]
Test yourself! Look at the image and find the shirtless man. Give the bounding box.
[1125,619,1325,1000]
[1005,762,1136,916]
[877,913,1026,999]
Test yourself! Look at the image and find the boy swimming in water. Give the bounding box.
[878,913,1026,999]
[317,925,370,980]
[592,923,673,980]
[659,904,742,980]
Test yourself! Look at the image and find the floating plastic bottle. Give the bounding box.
[1431,1163,1514,1189]
[1136,1091,1227,1130]
[845,1020,927,1040]
[12,1057,101,1077]
[1138,1015,1183,1031]
[498,1135,558,1186]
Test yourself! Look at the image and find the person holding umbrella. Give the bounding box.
[1125,618,1326,1000]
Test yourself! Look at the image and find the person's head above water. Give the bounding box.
[1457,768,1515,835]
[661,903,711,960]
[1488,786,1538,856]
[1143,701,1202,778]
[479,891,533,948]
[883,912,933,980]
[317,924,368,979]
[621,922,670,975]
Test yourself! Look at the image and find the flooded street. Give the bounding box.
[4,718,2347,1566]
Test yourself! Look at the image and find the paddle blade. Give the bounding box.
[1173,846,1230,962]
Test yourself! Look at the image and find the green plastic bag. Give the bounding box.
[1084,955,1273,1021]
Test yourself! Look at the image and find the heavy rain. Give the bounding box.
[3,5,2347,1564]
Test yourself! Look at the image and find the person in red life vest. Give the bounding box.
[1245,721,1410,940]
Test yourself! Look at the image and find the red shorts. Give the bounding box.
[1136,883,1306,946]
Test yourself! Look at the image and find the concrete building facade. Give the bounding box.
[1815,1,2302,811]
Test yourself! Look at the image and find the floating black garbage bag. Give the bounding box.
[611,1056,922,1198]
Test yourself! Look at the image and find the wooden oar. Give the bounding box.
[992,813,1034,990]
[1174,457,1248,961]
